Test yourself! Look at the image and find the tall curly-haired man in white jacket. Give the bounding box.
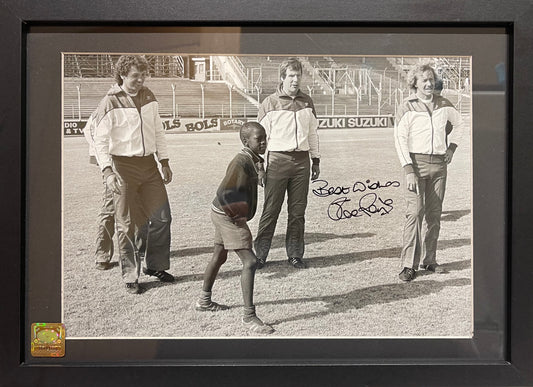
[93,55,174,294]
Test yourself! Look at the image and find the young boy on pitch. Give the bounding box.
[196,122,274,334]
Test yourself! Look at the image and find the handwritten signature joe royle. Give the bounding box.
[311,179,400,221]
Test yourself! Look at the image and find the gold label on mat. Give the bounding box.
[31,323,65,357]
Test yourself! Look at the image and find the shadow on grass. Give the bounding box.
[263,277,471,326]
[174,237,471,284]
[140,278,179,290]
[263,238,470,274]
[416,259,471,277]
[441,209,470,222]
[170,246,213,258]
[269,232,375,249]
[169,232,375,259]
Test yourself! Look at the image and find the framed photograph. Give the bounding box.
[60,50,475,339]
[3,1,533,386]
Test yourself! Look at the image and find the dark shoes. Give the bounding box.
[95,262,113,271]
[399,264,446,282]
[143,268,175,283]
[125,269,173,294]
[288,257,307,269]
[125,282,143,294]
[399,267,416,282]
[257,257,307,269]
[420,264,447,273]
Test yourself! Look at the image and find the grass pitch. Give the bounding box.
[62,127,472,338]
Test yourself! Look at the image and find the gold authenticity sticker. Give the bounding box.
[30,323,65,357]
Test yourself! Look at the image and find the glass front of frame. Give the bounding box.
[25,27,507,363]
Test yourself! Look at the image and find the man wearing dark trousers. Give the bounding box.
[254,57,321,269]
[394,63,462,282]
[94,55,174,294]
[85,110,148,272]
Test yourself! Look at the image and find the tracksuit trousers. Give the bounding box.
[112,155,172,283]
[94,174,148,265]
[94,176,115,264]
[254,151,310,261]
[400,153,447,269]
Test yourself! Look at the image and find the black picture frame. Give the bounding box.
[3,1,533,386]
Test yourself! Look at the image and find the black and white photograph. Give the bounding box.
[6,0,533,382]
[6,2,532,382]
[62,53,473,338]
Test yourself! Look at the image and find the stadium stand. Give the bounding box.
[63,54,470,121]
[64,54,184,78]
[63,78,258,119]
[386,56,471,117]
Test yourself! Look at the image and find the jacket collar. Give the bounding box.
[407,93,442,103]
[107,83,146,96]
[276,83,306,99]
[241,147,264,163]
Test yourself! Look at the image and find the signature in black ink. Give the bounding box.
[312,179,400,198]
[327,193,394,221]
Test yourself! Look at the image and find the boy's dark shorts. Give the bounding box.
[211,210,252,250]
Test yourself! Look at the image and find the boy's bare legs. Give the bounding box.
[235,249,274,334]
[234,249,256,307]
[202,244,227,291]
[196,244,229,311]
[196,246,273,334]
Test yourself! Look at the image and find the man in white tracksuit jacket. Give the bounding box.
[394,63,462,282]
[93,55,174,294]
[84,111,147,271]
[253,57,321,270]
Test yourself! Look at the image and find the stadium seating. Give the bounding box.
[63,54,470,121]
[63,78,258,120]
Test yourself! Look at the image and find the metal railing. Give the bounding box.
[167,103,259,119]
[63,54,185,78]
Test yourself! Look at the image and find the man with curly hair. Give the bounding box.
[93,55,174,294]
[394,63,463,282]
